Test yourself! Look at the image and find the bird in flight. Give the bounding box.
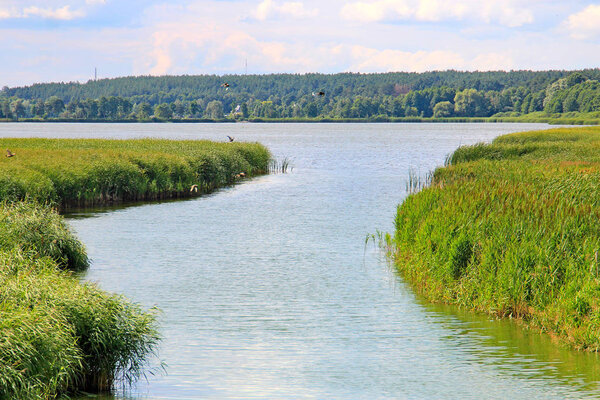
[312,91,325,97]
[227,135,235,142]
[6,149,15,158]
[221,83,230,90]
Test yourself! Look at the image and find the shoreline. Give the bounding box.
[391,126,600,351]
[0,137,272,398]
[0,116,599,125]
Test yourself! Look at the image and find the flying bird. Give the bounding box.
[6,149,15,158]
[221,83,230,90]
[227,135,235,142]
[190,184,199,193]
[312,91,325,97]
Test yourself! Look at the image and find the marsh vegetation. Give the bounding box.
[392,126,600,350]
[0,138,270,207]
[0,137,271,398]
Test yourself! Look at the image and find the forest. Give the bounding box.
[1,70,600,121]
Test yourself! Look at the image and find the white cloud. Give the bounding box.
[341,0,533,27]
[254,0,318,21]
[564,5,600,40]
[147,20,316,75]
[0,2,90,19]
[23,5,84,20]
[0,8,17,19]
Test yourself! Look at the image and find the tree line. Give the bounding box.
[1,70,600,121]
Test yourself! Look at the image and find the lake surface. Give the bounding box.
[3,123,600,399]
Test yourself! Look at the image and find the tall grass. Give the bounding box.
[0,203,159,398]
[0,138,271,207]
[0,137,272,397]
[268,156,293,173]
[0,201,88,270]
[392,127,600,351]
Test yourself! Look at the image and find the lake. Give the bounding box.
[2,122,599,399]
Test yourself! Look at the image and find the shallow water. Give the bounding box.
[2,122,599,399]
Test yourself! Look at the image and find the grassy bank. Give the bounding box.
[0,202,159,398]
[0,138,271,207]
[392,126,600,350]
[0,137,271,397]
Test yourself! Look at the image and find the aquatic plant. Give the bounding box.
[0,203,159,398]
[269,156,293,173]
[0,137,272,397]
[0,138,271,207]
[0,201,88,270]
[392,126,600,350]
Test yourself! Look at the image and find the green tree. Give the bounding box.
[171,100,185,118]
[45,96,65,117]
[154,103,173,119]
[433,101,454,118]
[32,99,45,117]
[188,101,202,117]
[135,102,153,120]
[454,89,490,117]
[205,100,224,119]
[10,99,26,119]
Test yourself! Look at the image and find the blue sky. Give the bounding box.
[2,0,600,87]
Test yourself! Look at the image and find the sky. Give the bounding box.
[2,0,600,87]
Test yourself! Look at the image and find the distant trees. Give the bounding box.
[3,71,600,121]
[45,96,65,117]
[433,101,454,118]
[154,103,173,120]
[454,89,490,117]
[205,100,224,119]
[134,102,153,120]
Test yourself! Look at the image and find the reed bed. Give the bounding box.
[0,137,269,397]
[0,203,159,398]
[268,156,293,174]
[0,138,271,207]
[392,126,600,350]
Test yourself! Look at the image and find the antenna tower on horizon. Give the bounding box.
[245,59,247,75]
[94,67,97,81]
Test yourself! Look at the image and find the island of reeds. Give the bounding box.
[0,138,270,398]
[0,138,270,207]
[391,126,600,351]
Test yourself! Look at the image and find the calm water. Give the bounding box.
[2,123,600,399]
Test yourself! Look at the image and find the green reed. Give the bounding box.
[0,137,273,397]
[0,138,271,207]
[0,203,159,398]
[392,127,600,351]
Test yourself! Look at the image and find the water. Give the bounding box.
[2,123,599,399]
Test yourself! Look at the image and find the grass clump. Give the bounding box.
[0,248,160,398]
[0,203,159,398]
[0,138,271,207]
[0,201,88,270]
[392,126,600,351]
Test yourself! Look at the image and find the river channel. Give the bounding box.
[2,122,599,399]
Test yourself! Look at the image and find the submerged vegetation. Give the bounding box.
[0,137,270,397]
[0,138,270,207]
[392,126,600,351]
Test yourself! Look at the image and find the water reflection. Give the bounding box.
[17,122,594,400]
[425,301,600,394]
